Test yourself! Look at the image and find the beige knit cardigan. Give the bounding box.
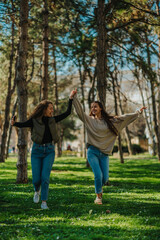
[73,96,141,155]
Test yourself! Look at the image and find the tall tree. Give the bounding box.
[41,0,49,100]
[133,68,156,155]
[78,60,87,159]
[111,69,124,163]
[145,32,160,161]
[6,98,18,159]
[156,0,160,143]
[96,0,106,106]
[16,0,29,183]
[0,0,16,162]
[52,47,62,157]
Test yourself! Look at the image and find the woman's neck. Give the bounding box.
[95,113,102,119]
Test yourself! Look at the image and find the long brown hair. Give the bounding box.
[89,101,118,136]
[29,100,53,119]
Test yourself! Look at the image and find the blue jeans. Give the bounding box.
[87,145,109,194]
[31,142,55,201]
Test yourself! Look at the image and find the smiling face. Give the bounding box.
[44,103,54,117]
[90,102,102,118]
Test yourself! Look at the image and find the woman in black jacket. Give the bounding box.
[11,90,76,210]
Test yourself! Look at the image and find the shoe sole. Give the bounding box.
[33,198,39,203]
[94,201,102,205]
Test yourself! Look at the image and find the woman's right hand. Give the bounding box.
[139,106,147,113]
[11,116,16,126]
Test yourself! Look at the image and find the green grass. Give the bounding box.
[0,153,160,240]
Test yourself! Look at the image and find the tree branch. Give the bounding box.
[120,0,159,17]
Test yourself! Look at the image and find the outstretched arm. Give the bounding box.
[11,116,33,128]
[72,89,89,123]
[116,106,147,131]
[54,90,77,123]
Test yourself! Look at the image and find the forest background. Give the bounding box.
[0,0,160,183]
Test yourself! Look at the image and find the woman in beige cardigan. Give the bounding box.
[72,89,146,205]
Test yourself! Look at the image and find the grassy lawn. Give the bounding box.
[0,153,160,240]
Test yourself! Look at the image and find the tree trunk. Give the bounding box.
[146,33,160,161]
[41,0,49,100]
[6,98,18,159]
[118,135,124,162]
[119,98,133,156]
[59,128,64,156]
[158,41,160,149]
[88,66,97,108]
[78,63,87,161]
[124,127,133,155]
[115,71,133,155]
[96,0,106,106]
[0,0,16,162]
[156,0,160,156]
[135,68,156,155]
[53,47,61,157]
[112,71,124,163]
[0,95,12,162]
[150,81,160,160]
[39,56,43,101]
[16,0,29,183]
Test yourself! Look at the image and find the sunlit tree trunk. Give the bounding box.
[16,0,29,183]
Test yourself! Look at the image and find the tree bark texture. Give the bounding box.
[156,0,160,155]
[96,0,106,107]
[112,72,124,163]
[6,98,18,159]
[135,69,156,155]
[78,63,87,159]
[146,33,160,161]
[16,0,29,183]
[0,0,16,162]
[41,0,49,100]
[53,48,61,157]
[115,71,133,155]
[88,66,97,108]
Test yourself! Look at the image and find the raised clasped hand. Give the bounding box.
[139,106,147,113]
[11,116,16,126]
[70,88,77,99]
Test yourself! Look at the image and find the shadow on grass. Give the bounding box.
[0,155,160,240]
[1,194,160,240]
[0,180,160,218]
[1,222,160,240]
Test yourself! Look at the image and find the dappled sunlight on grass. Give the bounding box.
[0,153,160,240]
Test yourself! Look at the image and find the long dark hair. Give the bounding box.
[29,100,53,119]
[89,101,118,136]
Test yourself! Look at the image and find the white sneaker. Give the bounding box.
[94,193,103,205]
[94,197,102,205]
[41,202,49,210]
[33,191,40,203]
